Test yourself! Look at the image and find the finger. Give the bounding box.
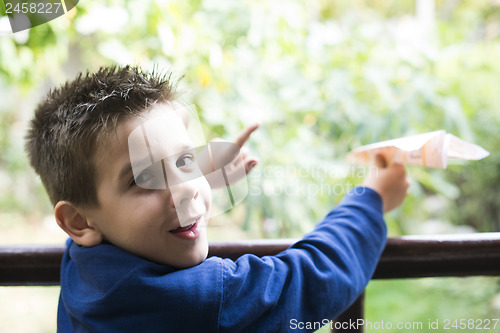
[245,159,258,173]
[234,122,260,147]
[375,154,387,168]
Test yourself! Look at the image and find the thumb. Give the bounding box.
[375,154,387,168]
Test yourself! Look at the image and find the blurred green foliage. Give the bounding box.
[0,0,499,235]
[1,1,499,332]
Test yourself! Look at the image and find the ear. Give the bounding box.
[54,201,103,247]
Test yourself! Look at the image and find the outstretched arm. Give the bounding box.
[218,155,410,332]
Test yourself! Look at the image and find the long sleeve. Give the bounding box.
[58,187,385,333]
[218,187,386,332]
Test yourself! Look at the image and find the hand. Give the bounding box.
[203,123,260,189]
[232,122,260,174]
[362,154,411,213]
[209,122,260,173]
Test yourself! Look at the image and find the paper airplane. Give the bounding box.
[347,130,489,169]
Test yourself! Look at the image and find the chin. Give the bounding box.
[175,249,208,269]
[172,239,209,269]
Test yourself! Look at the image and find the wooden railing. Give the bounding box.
[1,233,500,332]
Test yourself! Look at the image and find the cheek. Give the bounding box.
[120,193,170,235]
[199,178,212,207]
[124,191,169,221]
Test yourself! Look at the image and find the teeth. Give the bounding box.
[171,220,198,233]
[180,216,200,228]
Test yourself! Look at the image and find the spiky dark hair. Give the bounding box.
[25,65,179,207]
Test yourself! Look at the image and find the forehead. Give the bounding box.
[128,109,192,168]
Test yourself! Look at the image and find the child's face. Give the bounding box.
[84,103,212,268]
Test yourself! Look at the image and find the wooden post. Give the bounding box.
[333,293,364,333]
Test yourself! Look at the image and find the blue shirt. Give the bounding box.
[58,187,386,332]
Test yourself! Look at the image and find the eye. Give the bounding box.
[129,169,154,188]
[176,154,195,168]
[136,171,153,186]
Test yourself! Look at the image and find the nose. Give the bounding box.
[170,179,200,208]
[169,180,203,227]
[159,160,199,207]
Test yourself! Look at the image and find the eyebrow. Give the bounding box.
[118,157,151,183]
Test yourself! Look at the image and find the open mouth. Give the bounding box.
[169,216,202,240]
[169,221,198,233]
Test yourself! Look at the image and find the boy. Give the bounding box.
[25,65,409,332]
